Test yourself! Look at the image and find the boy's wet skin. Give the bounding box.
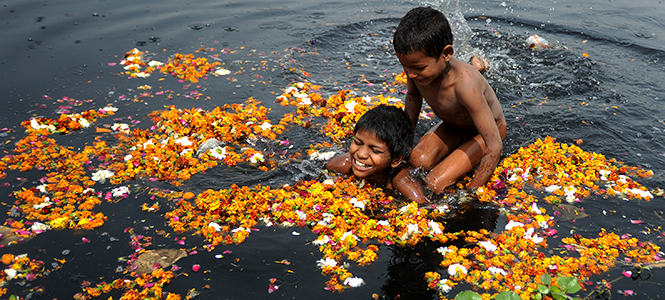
[393,7,506,196]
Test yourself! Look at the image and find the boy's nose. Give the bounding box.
[357,146,369,158]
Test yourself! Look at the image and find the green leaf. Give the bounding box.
[536,284,550,294]
[533,293,542,300]
[552,293,568,300]
[496,291,522,300]
[540,274,552,285]
[557,276,581,294]
[454,290,483,300]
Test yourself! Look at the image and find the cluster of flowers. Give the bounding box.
[1,108,120,232]
[77,268,180,300]
[418,136,660,298]
[162,177,458,291]
[158,52,221,83]
[20,105,117,135]
[483,136,654,205]
[277,82,403,142]
[121,48,163,78]
[3,98,284,240]
[120,48,228,83]
[1,254,48,297]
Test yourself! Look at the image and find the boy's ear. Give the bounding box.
[441,45,454,61]
[390,157,403,168]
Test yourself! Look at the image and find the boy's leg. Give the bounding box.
[409,122,463,171]
[425,134,486,193]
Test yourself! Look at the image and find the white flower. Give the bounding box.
[148,60,163,67]
[437,247,454,254]
[530,202,542,214]
[344,100,357,113]
[599,169,611,181]
[377,220,390,227]
[488,267,508,275]
[349,197,365,210]
[428,220,443,235]
[545,185,560,193]
[208,222,222,232]
[344,277,365,288]
[260,122,272,131]
[284,86,298,94]
[296,210,307,220]
[79,118,90,128]
[209,146,227,160]
[112,186,130,197]
[102,105,118,112]
[437,279,453,293]
[478,240,497,252]
[316,257,337,268]
[124,154,133,161]
[174,136,193,146]
[563,186,577,203]
[249,153,264,164]
[322,179,334,185]
[309,151,337,161]
[31,222,51,231]
[36,184,47,193]
[628,188,653,199]
[214,68,231,76]
[4,268,17,280]
[447,264,467,276]
[112,123,129,133]
[32,197,52,210]
[92,170,114,183]
[386,97,400,102]
[29,118,56,132]
[312,235,331,246]
[505,220,524,230]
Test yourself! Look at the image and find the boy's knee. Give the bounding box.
[409,153,435,171]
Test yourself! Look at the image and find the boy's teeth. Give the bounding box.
[355,160,370,168]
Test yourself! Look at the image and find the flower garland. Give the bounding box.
[277,82,404,142]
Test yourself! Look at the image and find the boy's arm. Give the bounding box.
[326,153,353,176]
[404,77,423,131]
[457,82,503,189]
[392,168,429,204]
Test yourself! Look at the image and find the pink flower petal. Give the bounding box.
[630,220,644,224]
[622,270,632,278]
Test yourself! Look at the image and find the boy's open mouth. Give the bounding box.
[353,159,372,171]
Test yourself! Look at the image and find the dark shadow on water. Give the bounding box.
[381,205,499,300]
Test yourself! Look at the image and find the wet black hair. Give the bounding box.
[354,104,413,161]
[393,7,453,58]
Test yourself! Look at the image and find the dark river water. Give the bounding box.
[1,0,665,299]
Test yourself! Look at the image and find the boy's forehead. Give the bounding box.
[355,129,387,143]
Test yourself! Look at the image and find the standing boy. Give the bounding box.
[393,7,506,194]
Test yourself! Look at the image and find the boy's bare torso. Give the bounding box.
[414,58,504,134]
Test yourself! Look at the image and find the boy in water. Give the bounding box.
[392,7,506,195]
[326,105,426,202]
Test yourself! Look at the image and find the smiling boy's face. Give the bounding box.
[349,130,402,183]
[396,45,453,86]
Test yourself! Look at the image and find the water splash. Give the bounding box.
[420,0,485,62]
